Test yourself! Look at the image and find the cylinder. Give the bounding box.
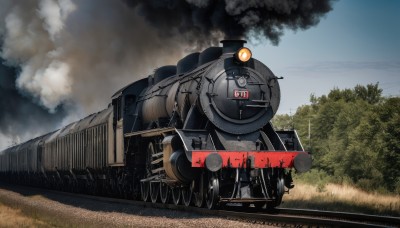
[163,136,194,183]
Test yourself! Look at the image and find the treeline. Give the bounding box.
[272,84,400,193]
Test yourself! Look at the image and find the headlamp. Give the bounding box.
[235,47,252,63]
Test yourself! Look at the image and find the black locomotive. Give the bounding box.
[0,40,311,209]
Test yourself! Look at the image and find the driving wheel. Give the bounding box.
[160,182,170,204]
[182,186,193,207]
[171,187,181,205]
[150,182,159,203]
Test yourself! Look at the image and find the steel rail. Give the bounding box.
[278,207,400,226]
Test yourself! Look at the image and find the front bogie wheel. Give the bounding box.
[205,176,219,209]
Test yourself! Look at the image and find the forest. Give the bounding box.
[272,84,400,193]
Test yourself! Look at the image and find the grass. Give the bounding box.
[282,182,400,216]
[0,202,51,228]
[0,192,86,228]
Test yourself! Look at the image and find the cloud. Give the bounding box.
[286,61,400,73]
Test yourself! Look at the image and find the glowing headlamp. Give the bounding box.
[235,47,252,63]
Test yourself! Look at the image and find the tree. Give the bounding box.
[274,83,398,192]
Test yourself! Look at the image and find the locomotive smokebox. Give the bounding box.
[220,40,246,54]
[198,40,281,134]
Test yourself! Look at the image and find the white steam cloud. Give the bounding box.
[0,0,186,115]
[17,60,71,110]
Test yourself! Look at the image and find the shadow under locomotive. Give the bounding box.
[0,40,312,210]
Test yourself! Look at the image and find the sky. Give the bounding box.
[249,0,400,114]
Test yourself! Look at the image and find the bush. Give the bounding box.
[294,169,332,191]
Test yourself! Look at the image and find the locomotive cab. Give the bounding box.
[110,78,148,166]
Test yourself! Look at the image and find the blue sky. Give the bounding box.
[249,0,400,114]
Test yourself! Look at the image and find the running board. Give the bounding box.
[124,127,175,138]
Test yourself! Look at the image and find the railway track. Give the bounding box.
[278,208,400,227]
[1,183,398,227]
[89,197,399,227]
[39,190,400,227]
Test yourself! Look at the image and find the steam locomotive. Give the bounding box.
[0,40,311,209]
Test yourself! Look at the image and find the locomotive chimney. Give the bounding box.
[220,40,246,54]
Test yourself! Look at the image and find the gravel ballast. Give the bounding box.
[0,183,275,227]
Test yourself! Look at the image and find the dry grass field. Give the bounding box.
[0,202,51,228]
[282,182,400,216]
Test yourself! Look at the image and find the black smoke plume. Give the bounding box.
[127,0,334,45]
